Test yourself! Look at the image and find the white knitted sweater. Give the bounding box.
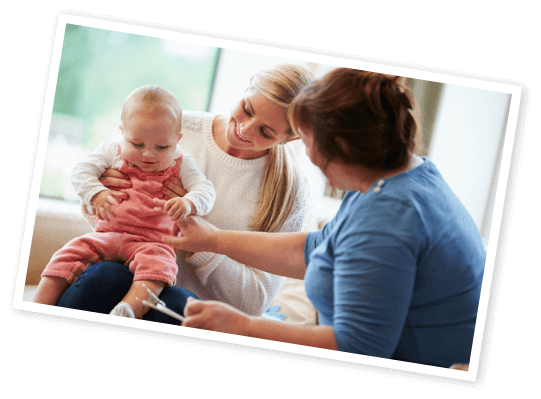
[176,111,310,316]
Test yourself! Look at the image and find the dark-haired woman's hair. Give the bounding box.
[289,68,420,171]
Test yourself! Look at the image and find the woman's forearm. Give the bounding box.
[183,299,338,351]
[246,317,339,351]
[164,218,308,279]
[214,230,308,279]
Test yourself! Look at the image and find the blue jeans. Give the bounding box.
[57,261,197,325]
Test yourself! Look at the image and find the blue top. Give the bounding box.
[304,158,485,368]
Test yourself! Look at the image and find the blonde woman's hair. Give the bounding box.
[247,64,314,233]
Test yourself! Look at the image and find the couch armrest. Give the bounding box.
[26,198,93,284]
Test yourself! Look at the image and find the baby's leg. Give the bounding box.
[32,276,71,305]
[110,280,166,319]
[33,233,116,305]
[110,241,177,318]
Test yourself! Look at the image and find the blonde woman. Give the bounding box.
[57,64,313,322]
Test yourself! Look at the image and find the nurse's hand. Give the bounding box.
[161,214,220,254]
[182,298,252,336]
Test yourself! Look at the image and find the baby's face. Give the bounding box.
[120,111,181,173]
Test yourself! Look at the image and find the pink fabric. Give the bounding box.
[42,232,178,286]
[42,150,183,286]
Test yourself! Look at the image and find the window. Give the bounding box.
[41,24,220,202]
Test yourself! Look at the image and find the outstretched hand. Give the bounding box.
[160,213,221,254]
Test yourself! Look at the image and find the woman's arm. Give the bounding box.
[183,299,339,351]
[164,182,310,280]
[164,217,308,280]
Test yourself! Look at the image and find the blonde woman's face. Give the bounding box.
[224,90,291,157]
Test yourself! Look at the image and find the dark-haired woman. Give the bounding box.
[163,68,486,368]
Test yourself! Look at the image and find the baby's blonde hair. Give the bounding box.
[121,85,183,135]
[247,64,314,233]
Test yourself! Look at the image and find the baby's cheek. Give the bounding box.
[120,145,136,164]
[163,151,177,167]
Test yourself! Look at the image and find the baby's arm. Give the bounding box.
[71,139,123,218]
[176,154,216,216]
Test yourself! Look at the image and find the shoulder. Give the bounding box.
[92,138,120,159]
[96,137,120,149]
[336,189,425,246]
[294,172,311,212]
[182,111,216,133]
[278,173,311,233]
[178,152,196,166]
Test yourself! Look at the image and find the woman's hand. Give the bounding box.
[99,168,131,190]
[183,298,252,336]
[161,214,221,253]
[162,176,187,199]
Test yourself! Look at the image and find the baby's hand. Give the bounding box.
[153,197,195,222]
[91,190,119,221]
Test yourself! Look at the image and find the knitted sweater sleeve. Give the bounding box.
[184,177,311,316]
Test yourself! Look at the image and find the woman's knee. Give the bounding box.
[57,261,132,313]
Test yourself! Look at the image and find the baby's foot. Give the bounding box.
[110,301,135,318]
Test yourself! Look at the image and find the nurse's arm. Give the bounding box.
[162,215,308,280]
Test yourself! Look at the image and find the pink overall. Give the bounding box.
[42,148,183,287]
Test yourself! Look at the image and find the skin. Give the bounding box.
[217,88,294,159]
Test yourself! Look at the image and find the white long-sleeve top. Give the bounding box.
[176,111,310,316]
[71,138,216,217]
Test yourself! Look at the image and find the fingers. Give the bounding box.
[99,169,130,189]
[104,195,117,217]
[106,195,118,206]
[183,297,199,317]
[163,177,187,198]
[153,197,167,212]
[154,198,188,222]
[103,168,129,179]
[109,190,129,202]
[161,235,184,248]
[182,299,209,329]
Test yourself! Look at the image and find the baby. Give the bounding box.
[32,85,216,319]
